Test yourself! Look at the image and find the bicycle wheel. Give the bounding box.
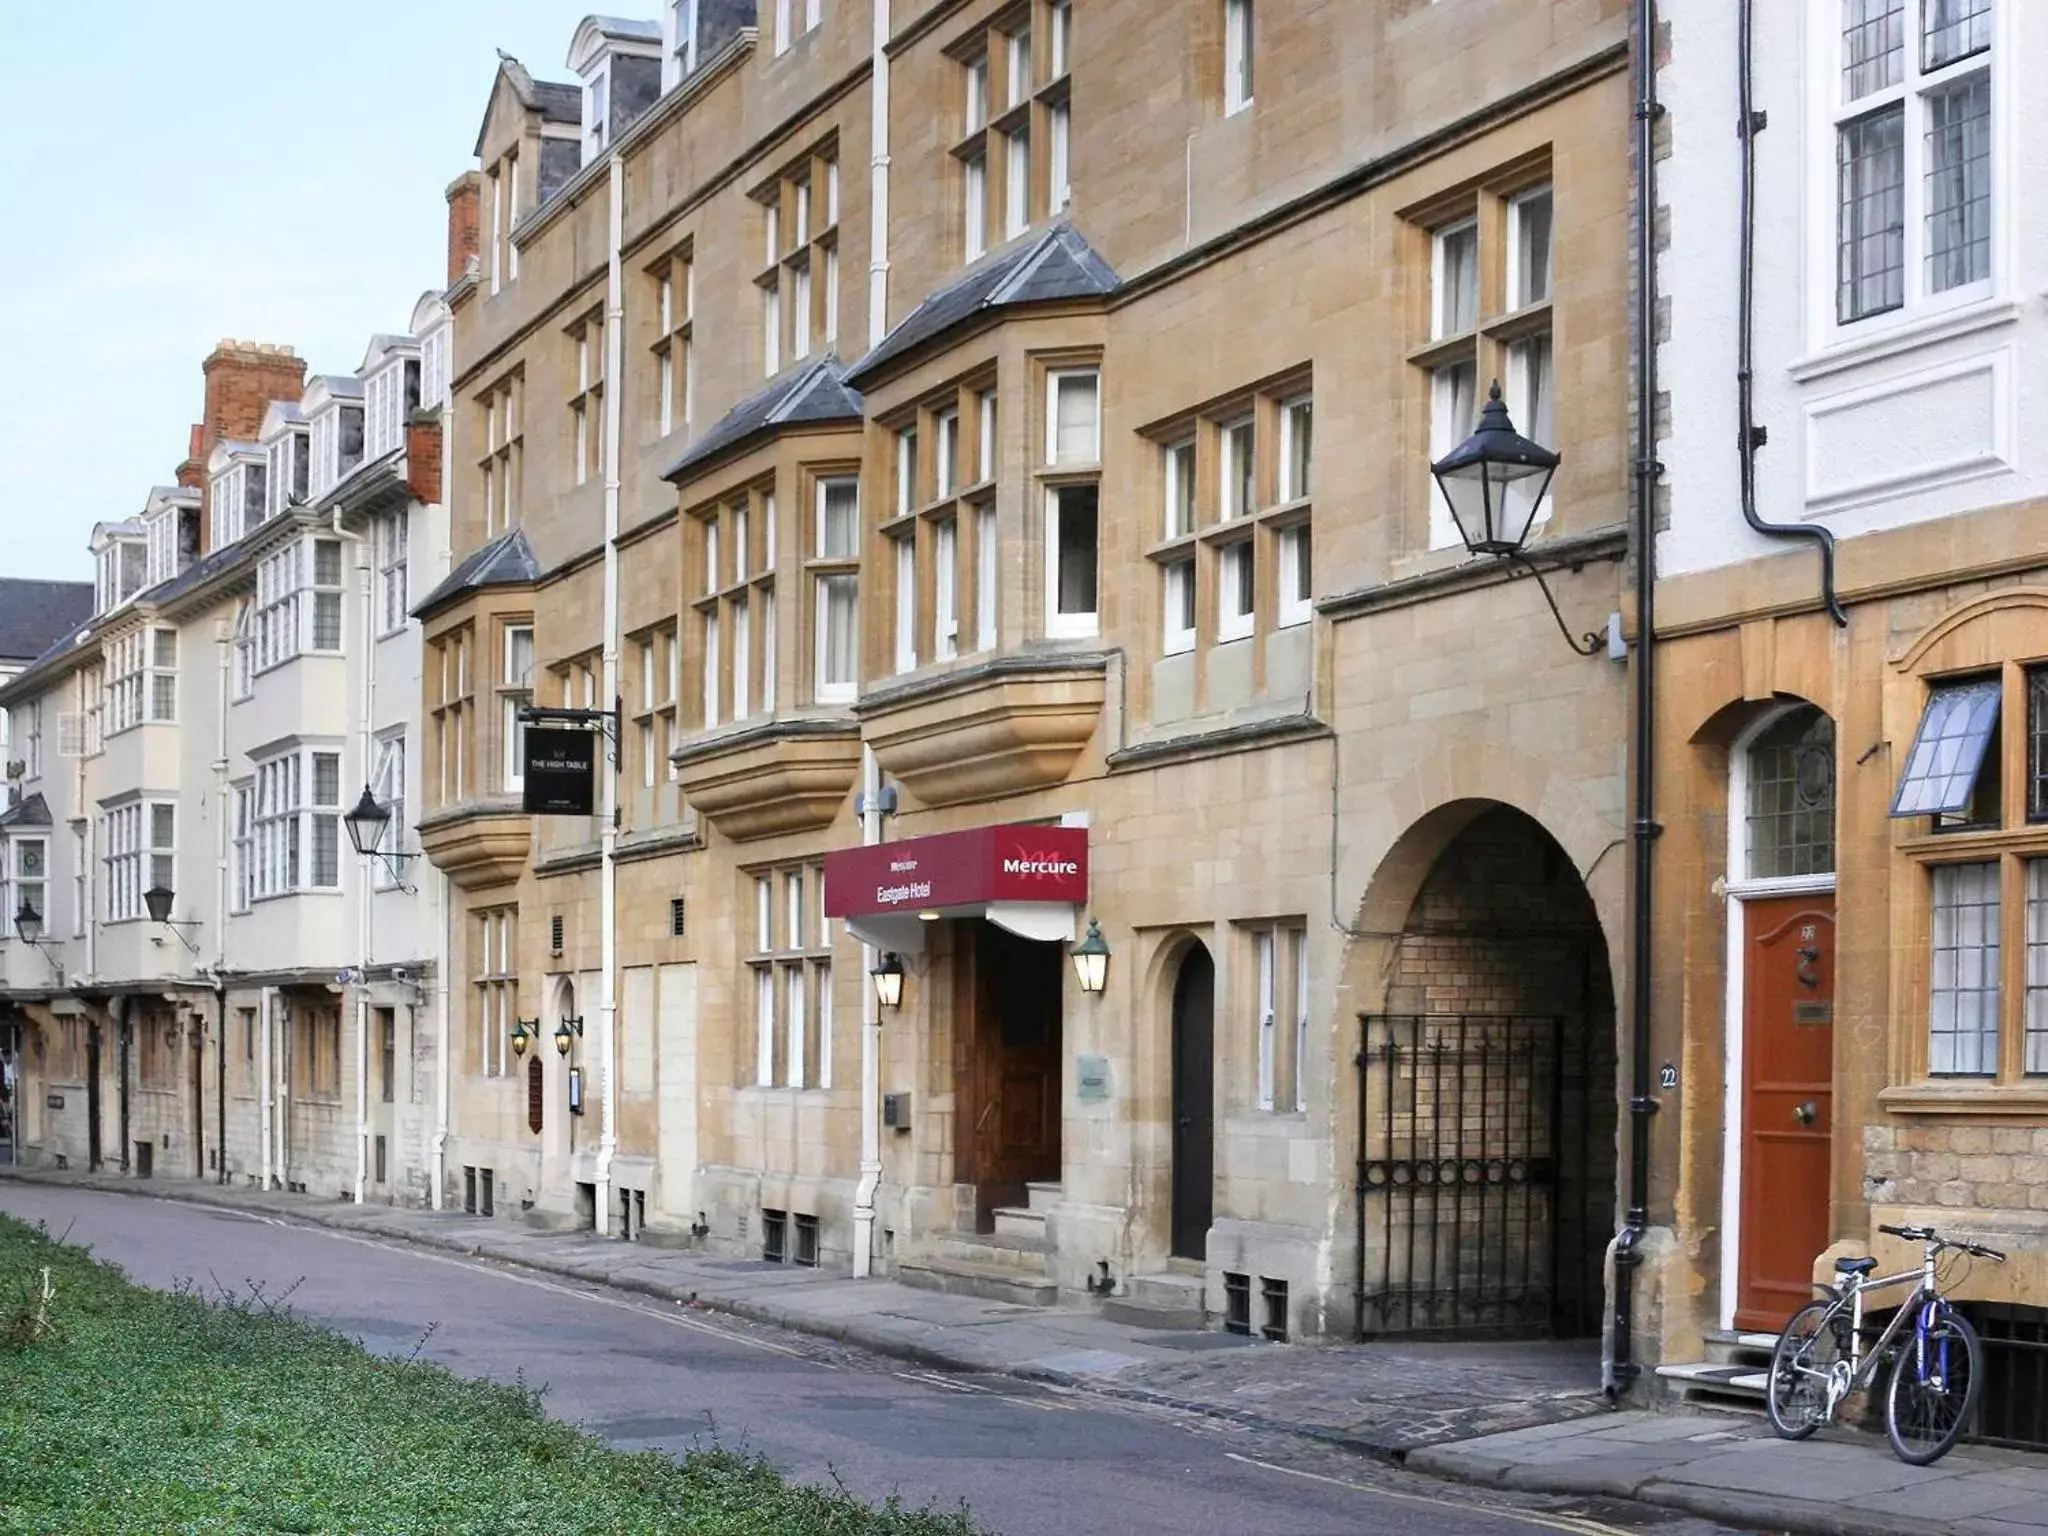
[1767,1299,1845,1440]
[1885,1304,1982,1464]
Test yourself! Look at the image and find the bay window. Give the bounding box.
[254,537,345,670]
[814,477,860,703]
[747,863,832,1089]
[251,749,343,898]
[103,801,175,923]
[500,625,534,793]
[107,627,177,733]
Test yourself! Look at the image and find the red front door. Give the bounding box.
[1736,896,1836,1331]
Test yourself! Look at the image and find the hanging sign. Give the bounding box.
[523,728,597,815]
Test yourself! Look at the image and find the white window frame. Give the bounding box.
[1220,414,1256,520]
[1164,436,1196,538]
[965,151,988,262]
[102,801,174,924]
[935,408,959,498]
[1008,25,1032,107]
[1428,360,1479,550]
[1043,485,1099,640]
[733,596,752,720]
[1218,538,1255,642]
[1255,926,1276,1111]
[1431,218,1480,339]
[1224,0,1254,115]
[1049,101,1071,211]
[1277,524,1312,628]
[1278,394,1313,503]
[1293,927,1310,1113]
[371,733,407,891]
[1005,128,1030,239]
[761,590,777,714]
[1163,557,1196,655]
[376,509,409,635]
[762,279,781,376]
[702,608,722,727]
[231,783,253,913]
[1506,182,1555,310]
[1813,0,2000,344]
[934,517,959,661]
[815,477,860,704]
[896,426,919,515]
[976,504,998,652]
[251,749,343,899]
[1046,368,1100,466]
[893,534,918,674]
[501,624,534,794]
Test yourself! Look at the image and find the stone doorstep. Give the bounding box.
[1102,1271,1209,1331]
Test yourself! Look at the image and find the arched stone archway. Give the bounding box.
[1353,804,1617,1341]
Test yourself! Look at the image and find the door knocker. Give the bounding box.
[1796,943,1821,991]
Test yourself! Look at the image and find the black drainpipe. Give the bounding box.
[116,996,132,1176]
[1738,0,1848,626]
[1610,0,1664,1397]
[217,980,229,1184]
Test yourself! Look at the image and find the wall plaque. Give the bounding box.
[1076,1053,1111,1102]
[1792,1001,1832,1027]
[44,1094,63,1111]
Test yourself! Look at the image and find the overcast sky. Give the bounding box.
[0,2,598,583]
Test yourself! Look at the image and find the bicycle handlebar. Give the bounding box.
[1879,1223,2007,1262]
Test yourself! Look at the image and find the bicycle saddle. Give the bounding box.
[1834,1256,1878,1275]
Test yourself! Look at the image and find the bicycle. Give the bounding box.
[1765,1223,2005,1465]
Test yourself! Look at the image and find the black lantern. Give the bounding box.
[510,1018,534,1058]
[144,885,176,925]
[1069,919,1110,995]
[12,898,43,945]
[869,952,905,1010]
[343,785,391,858]
[1429,381,1559,558]
[554,1016,584,1056]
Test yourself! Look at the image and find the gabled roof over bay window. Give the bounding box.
[301,375,366,501]
[567,15,663,166]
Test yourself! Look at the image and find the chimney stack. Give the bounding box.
[191,340,307,548]
[447,171,482,287]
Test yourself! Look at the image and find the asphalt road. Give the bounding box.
[0,1185,1750,1536]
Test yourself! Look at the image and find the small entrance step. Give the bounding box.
[1025,1181,1062,1212]
[1655,1328,1777,1410]
[1102,1271,1208,1331]
[992,1205,1046,1241]
[898,1229,1057,1307]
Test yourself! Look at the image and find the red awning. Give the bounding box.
[823,824,1088,949]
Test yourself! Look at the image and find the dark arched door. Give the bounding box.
[1171,945,1215,1260]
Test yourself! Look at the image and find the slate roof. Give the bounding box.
[0,580,94,666]
[661,356,864,482]
[0,792,50,829]
[413,528,542,619]
[844,224,1120,389]
[475,56,585,155]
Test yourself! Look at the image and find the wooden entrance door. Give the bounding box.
[1736,895,1836,1331]
[1171,945,1216,1261]
[963,923,1062,1223]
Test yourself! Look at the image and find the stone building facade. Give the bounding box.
[0,318,455,1207]
[425,0,1637,1344]
[1643,0,2048,1437]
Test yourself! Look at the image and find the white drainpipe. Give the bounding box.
[430,401,456,1210]
[867,0,891,347]
[852,746,883,1277]
[336,512,374,1205]
[258,985,275,1189]
[593,149,626,1236]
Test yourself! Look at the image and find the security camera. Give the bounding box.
[391,965,411,982]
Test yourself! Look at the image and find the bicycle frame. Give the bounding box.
[1815,1244,1943,1417]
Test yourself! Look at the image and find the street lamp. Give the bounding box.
[1069,919,1110,995]
[343,785,417,892]
[869,952,904,1011]
[1430,381,1601,657]
[510,1018,534,1058]
[144,885,203,956]
[554,1016,584,1056]
[12,899,42,945]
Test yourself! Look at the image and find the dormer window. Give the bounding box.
[265,429,308,519]
[308,405,366,499]
[364,359,422,462]
[95,536,147,615]
[210,463,267,548]
[669,0,698,81]
[587,68,610,160]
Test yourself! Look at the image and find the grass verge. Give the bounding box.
[0,1214,986,1535]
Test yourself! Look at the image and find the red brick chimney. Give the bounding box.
[189,340,307,548]
[447,171,482,287]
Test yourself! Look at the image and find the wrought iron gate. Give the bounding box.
[1354,1013,1603,1340]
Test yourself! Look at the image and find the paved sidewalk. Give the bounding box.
[1412,1413,2048,1536]
[0,1165,1605,1459]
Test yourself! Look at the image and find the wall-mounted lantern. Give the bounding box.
[1070,919,1110,995]
[869,952,905,1010]
[554,1016,584,1057]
